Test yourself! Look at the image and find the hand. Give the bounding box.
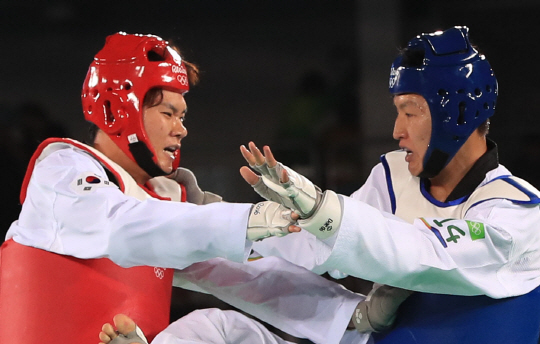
[240,142,320,218]
[169,168,222,205]
[247,201,301,241]
[240,142,343,240]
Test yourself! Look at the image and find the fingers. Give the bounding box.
[240,166,260,186]
[248,142,265,165]
[288,224,302,233]
[287,212,301,233]
[262,145,277,168]
[280,168,289,183]
[240,142,277,167]
[240,144,256,166]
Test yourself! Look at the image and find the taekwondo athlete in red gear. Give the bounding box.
[236,26,540,343]
[0,32,299,344]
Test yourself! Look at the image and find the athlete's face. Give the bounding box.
[392,94,431,177]
[143,90,187,174]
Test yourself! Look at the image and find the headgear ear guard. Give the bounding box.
[389,26,498,178]
[81,32,190,177]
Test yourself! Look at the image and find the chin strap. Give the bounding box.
[419,149,449,179]
[129,141,168,178]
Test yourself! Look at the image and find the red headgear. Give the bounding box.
[81,32,190,176]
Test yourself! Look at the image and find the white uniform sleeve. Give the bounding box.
[251,230,331,273]
[252,161,540,298]
[251,163,390,275]
[174,256,368,344]
[319,195,540,298]
[7,148,252,269]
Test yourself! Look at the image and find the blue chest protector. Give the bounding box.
[373,152,540,343]
[372,286,540,343]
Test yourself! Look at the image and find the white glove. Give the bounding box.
[250,161,320,217]
[297,189,342,240]
[250,162,342,240]
[170,168,223,205]
[247,201,296,241]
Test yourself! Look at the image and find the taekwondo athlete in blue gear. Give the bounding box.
[372,25,540,344]
[241,25,540,344]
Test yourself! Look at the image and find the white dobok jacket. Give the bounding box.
[252,149,540,299]
[175,146,540,344]
[5,138,364,344]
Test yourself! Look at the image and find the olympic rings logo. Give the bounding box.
[154,267,166,279]
[469,222,483,236]
[177,75,188,85]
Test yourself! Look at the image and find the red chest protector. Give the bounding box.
[0,138,186,343]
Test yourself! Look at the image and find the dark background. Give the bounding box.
[1,1,540,342]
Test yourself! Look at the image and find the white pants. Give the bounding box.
[173,257,370,344]
[151,308,371,344]
[152,308,295,344]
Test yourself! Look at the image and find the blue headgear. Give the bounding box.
[389,26,498,178]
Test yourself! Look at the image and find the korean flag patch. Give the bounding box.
[70,172,117,194]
